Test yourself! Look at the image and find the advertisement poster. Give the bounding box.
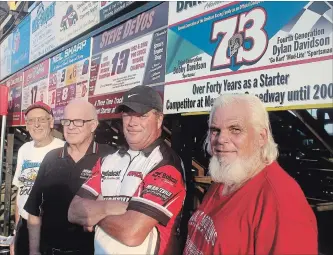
[89,2,169,119]
[21,59,50,124]
[6,71,24,126]
[30,2,58,62]
[12,15,31,73]
[164,1,333,114]
[56,2,100,46]
[0,34,13,80]
[99,1,134,22]
[49,39,91,121]
[88,84,165,119]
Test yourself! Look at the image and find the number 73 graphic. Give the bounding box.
[210,8,268,70]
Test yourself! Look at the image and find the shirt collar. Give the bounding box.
[141,137,164,157]
[117,137,164,157]
[59,140,98,158]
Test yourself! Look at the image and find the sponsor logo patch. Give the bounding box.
[80,169,92,179]
[103,195,131,202]
[127,171,143,179]
[102,170,122,180]
[142,184,173,201]
[152,171,178,185]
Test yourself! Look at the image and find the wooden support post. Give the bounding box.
[3,128,14,235]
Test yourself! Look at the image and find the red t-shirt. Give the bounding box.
[184,161,318,255]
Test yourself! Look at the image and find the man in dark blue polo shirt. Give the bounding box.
[24,99,115,255]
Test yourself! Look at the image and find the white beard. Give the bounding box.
[208,150,262,186]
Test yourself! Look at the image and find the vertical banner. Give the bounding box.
[55,2,100,46]
[12,15,31,73]
[30,2,57,62]
[0,84,8,115]
[99,1,134,22]
[0,34,13,80]
[89,2,169,119]
[49,39,91,122]
[164,1,333,114]
[6,71,23,126]
[21,59,50,124]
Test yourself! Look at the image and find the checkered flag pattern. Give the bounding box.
[281,1,333,35]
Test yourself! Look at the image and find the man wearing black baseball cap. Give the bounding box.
[11,102,64,255]
[69,85,186,255]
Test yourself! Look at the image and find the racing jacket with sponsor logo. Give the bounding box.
[77,138,186,255]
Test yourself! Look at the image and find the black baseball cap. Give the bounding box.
[115,85,163,114]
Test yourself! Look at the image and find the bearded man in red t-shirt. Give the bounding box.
[184,93,318,255]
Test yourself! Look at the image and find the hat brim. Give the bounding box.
[25,105,53,116]
[115,102,152,114]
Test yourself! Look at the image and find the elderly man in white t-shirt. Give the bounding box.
[11,102,64,255]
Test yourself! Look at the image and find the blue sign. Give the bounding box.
[167,1,309,73]
[11,15,31,73]
[50,39,91,73]
[0,33,13,80]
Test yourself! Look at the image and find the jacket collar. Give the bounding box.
[59,140,98,158]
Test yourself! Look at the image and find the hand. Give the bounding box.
[84,226,94,232]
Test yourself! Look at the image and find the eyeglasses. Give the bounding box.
[25,117,50,125]
[60,119,94,127]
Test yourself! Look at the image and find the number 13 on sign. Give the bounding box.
[211,8,268,69]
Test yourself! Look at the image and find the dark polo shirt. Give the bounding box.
[24,141,115,251]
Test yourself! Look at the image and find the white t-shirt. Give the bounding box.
[12,138,65,219]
